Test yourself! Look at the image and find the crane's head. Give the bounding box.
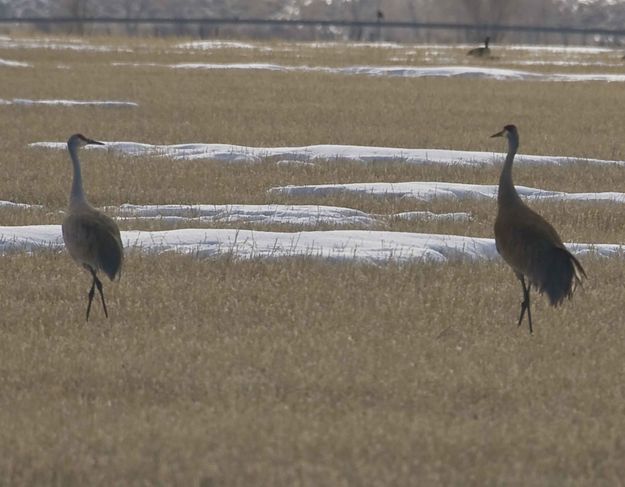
[67,133,105,149]
[491,124,517,139]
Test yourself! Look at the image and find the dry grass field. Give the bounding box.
[3,35,625,485]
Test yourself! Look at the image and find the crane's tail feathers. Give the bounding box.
[569,252,587,283]
[536,247,586,307]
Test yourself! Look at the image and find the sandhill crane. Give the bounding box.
[492,125,585,333]
[468,36,491,57]
[62,134,123,320]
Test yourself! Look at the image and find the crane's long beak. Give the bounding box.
[490,130,505,138]
[86,138,105,146]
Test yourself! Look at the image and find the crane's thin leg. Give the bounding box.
[524,283,532,334]
[88,268,108,319]
[517,275,533,334]
[95,276,108,318]
[86,274,96,321]
[516,276,526,326]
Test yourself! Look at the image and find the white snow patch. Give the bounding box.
[0,37,132,52]
[177,40,260,50]
[270,181,625,204]
[377,43,618,54]
[516,60,623,67]
[112,61,539,80]
[213,42,617,55]
[0,225,620,263]
[392,211,472,222]
[0,200,42,210]
[112,61,625,82]
[499,44,617,54]
[110,204,376,227]
[29,141,622,167]
[1,98,138,107]
[0,58,31,68]
[109,204,471,227]
[307,41,406,49]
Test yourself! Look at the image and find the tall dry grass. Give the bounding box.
[1,252,624,485]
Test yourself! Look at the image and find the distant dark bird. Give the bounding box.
[468,36,491,57]
[492,125,585,333]
[376,9,384,21]
[62,134,123,320]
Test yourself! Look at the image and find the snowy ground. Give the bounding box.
[0,225,620,263]
[175,40,620,55]
[0,200,42,210]
[0,37,132,52]
[30,141,622,166]
[111,203,376,226]
[112,62,625,82]
[110,203,472,226]
[0,58,31,68]
[0,201,471,226]
[270,181,625,204]
[0,98,138,107]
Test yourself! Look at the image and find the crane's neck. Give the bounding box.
[68,142,90,210]
[498,133,522,207]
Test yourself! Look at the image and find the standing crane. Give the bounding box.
[62,134,123,320]
[468,36,491,57]
[492,125,585,333]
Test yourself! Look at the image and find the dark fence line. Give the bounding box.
[0,17,623,38]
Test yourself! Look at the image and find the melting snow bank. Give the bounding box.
[108,203,470,226]
[270,181,625,203]
[177,40,261,50]
[0,200,42,210]
[0,58,31,68]
[0,225,621,263]
[29,141,621,167]
[0,37,132,52]
[110,204,376,226]
[113,62,625,83]
[392,211,472,222]
[0,98,138,107]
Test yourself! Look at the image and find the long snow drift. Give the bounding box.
[269,181,625,203]
[0,37,132,52]
[0,98,138,107]
[29,141,621,167]
[0,200,42,210]
[112,61,625,83]
[177,40,261,50]
[176,41,618,55]
[109,203,471,226]
[0,225,620,263]
[111,203,376,226]
[0,58,31,68]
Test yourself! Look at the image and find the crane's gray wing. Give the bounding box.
[63,212,123,281]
